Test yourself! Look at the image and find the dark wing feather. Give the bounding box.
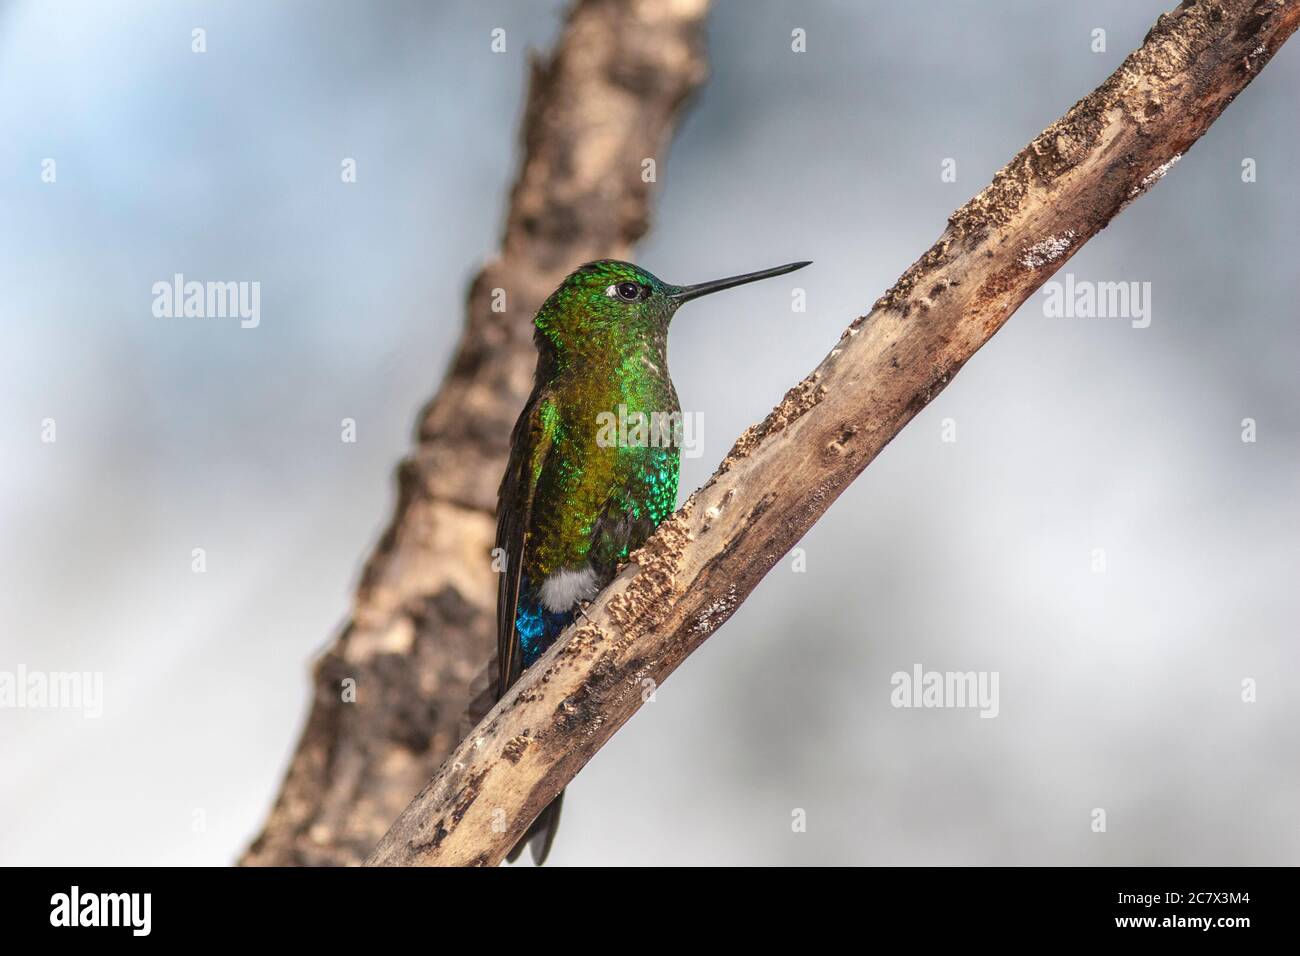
[495,388,555,700]
[494,387,573,866]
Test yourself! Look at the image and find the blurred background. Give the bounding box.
[2,0,1296,866]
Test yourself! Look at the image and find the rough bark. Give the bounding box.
[365,0,1300,867]
[240,0,711,867]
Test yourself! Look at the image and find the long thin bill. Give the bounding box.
[669,261,812,303]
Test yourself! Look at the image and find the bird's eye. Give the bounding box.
[612,282,642,302]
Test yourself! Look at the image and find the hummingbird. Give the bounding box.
[494,257,811,863]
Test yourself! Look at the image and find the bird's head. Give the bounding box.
[534,259,810,356]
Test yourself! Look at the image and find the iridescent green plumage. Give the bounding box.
[496,257,810,864]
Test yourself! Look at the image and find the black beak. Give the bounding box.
[668,261,812,304]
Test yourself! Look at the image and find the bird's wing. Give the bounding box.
[495,390,558,699]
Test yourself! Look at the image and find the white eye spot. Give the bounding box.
[605,284,620,298]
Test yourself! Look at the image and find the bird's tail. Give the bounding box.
[506,791,564,865]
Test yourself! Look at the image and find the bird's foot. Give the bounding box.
[576,600,594,624]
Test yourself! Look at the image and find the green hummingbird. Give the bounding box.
[495,257,811,863]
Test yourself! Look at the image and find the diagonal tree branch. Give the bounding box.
[241,0,711,867]
[365,0,1300,867]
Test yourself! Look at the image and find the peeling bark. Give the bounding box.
[364,0,1300,867]
[240,0,711,867]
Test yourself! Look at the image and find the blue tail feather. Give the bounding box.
[515,581,576,667]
